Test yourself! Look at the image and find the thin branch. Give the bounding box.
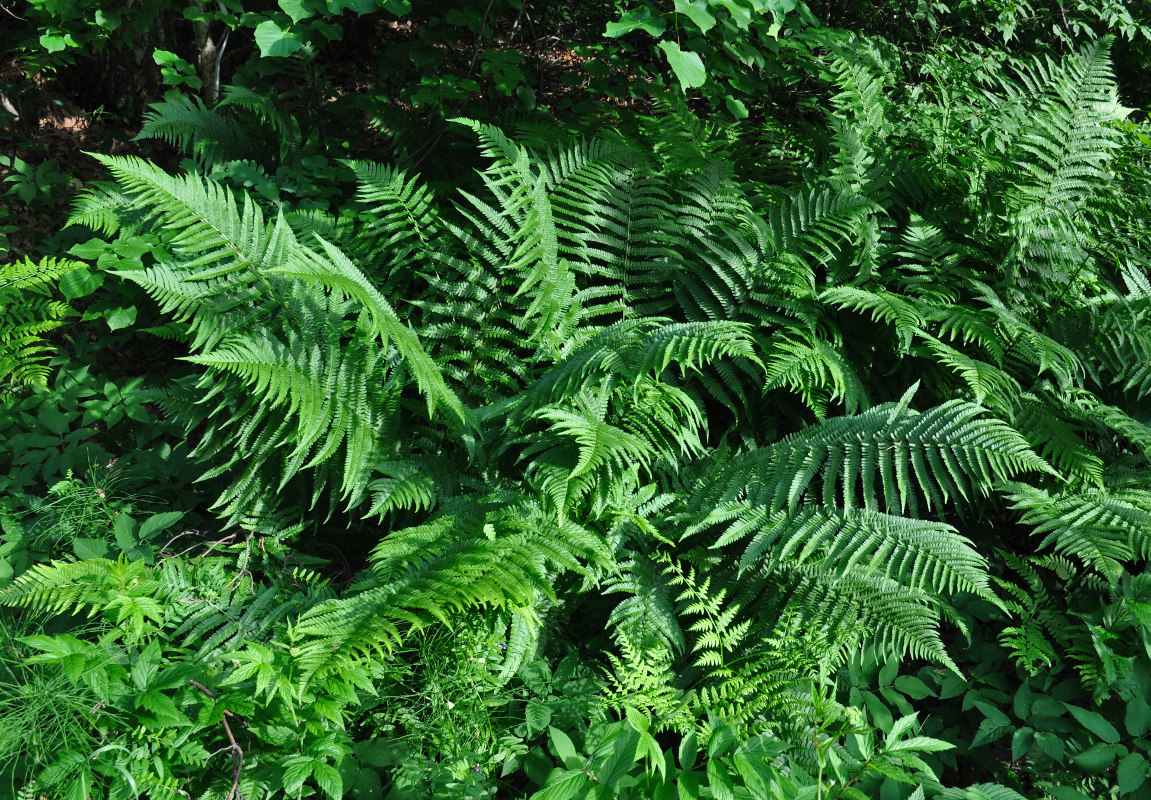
[190,680,245,800]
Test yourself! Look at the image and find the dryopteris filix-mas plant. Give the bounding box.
[6,30,1151,800]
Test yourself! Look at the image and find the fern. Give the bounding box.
[0,257,84,388]
[693,388,1053,517]
[1004,483,1151,582]
[293,498,609,681]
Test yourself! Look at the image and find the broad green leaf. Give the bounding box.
[534,769,589,800]
[679,731,698,769]
[765,0,798,17]
[878,657,899,686]
[1064,703,1121,743]
[40,34,76,53]
[707,759,735,800]
[352,768,383,800]
[894,675,935,700]
[59,267,103,300]
[1127,696,1151,737]
[725,95,749,119]
[313,762,343,799]
[37,406,70,434]
[354,739,400,769]
[716,0,751,28]
[103,305,137,331]
[605,7,666,37]
[254,19,304,57]
[625,705,650,733]
[974,700,1011,727]
[73,537,111,560]
[678,768,701,800]
[549,727,581,770]
[1011,727,1034,762]
[94,9,121,28]
[1013,682,1033,720]
[674,0,716,32]
[1072,742,1121,773]
[278,0,314,23]
[709,723,736,758]
[637,732,667,780]
[1119,753,1148,794]
[658,41,707,91]
[113,514,139,551]
[137,511,184,541]
[526,699,553,736]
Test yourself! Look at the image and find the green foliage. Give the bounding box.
[5,3,1151,798]
[0,257,84,387]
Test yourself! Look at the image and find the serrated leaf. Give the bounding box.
[526,699,553,736]
[534,769,589,800]
[1064,703,1121,743]
[73,537,111,560]
[549,727,581,769]
[1127,696,1151,737]
[707,759,735,800]
[1120,753,1149,794]
[313,762,343,799]
[137,511,184,541]
[679,731,698,769]
[1011,727,1034,762]
[894,675,935,699]
[1073,742,1121,773]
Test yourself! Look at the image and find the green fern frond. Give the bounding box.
[764,332,868,417]
[293,499,607,682]
[915,334,1021,408]
[605,555,685,654]
[777,560,957,670]
[0,257,84,387]
[1005,483,1151,582]
[1011,393,1105,487]
[344,159,444,283]
[136,94,254,166]
[271,237,470,429]
[766,187,877,270]
[821,286,925,354]
[696,391,1053,517]
[692,503,993,600]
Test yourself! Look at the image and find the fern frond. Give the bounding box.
[915,334,1021,408]
[776,560,957,670]
[293,499,607,682]
[696,391,1053,517]
[1005,483,1151,582]
[1011,393,1105,487]
[0,257,84,387]
[605,555,685,654]
[343,159,444,284]
[691,503,993,600]
[271,237,470,429]
[136,94,254,166]
[764,332,868,417]
[766,188,878,270]
[821,286,925,354]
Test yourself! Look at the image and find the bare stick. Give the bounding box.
[190,680,245,800]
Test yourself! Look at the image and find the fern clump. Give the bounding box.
[7,25,1151,800]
